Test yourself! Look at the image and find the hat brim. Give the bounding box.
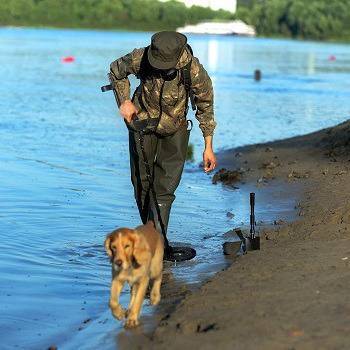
[147,48,179,70]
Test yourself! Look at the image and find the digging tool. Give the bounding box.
[223,192,260,256]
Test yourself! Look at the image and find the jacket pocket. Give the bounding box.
[162,82,179,107]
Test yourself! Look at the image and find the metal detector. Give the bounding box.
[101,76,196,262]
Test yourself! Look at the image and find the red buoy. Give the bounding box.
[62,56,75,63]
[328,55,336,61]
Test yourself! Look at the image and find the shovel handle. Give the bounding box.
[250,192,255,235]
[250,192,255,211]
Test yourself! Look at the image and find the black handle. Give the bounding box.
[101,73,122,107]
[101,84,113,92]
[250,192,255,236]
[250,192,255,211]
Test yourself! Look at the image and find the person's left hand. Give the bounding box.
[203,148,217,173]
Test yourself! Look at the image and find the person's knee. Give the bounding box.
[156,192,175,206]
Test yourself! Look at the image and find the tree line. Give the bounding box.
[0,0,231,31]
[1,0,349,41]
[236,0,350,40]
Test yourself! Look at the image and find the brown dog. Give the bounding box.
[104,220,164,328]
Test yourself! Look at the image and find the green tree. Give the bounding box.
[1,0,349,40]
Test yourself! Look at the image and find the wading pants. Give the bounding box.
[128,123,190,236]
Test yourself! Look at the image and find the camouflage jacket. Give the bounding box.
[110,46,216,137]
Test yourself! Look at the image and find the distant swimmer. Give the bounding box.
[254,69,262,81]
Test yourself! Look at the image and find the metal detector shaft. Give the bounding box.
[138,130,196,261]
[101,76,170,252]
[137,131,170,251]
[100,75,196,261]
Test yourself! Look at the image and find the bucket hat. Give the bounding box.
[147,31,187,70]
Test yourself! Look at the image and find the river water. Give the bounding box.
[1,27,350,350]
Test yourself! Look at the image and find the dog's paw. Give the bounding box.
[124,317,140,328]
[110,304,126,320]
[150,292,161,306]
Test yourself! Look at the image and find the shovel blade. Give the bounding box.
[246,236,260,251]
[223,241,246,256]
[222,229,260,256]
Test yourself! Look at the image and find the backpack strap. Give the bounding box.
[182,57,196,112]
[186,43,194,56]
[136,46,152,81]
[135,47,153,117]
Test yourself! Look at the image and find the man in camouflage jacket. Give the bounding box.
[110,31,216,238]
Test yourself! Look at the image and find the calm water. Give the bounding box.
[1,28,350,349]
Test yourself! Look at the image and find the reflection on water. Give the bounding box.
[1,28,350,349]
[208,39,219,72]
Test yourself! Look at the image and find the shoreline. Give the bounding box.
[125,120,350,349]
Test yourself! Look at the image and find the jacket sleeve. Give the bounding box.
[190,57,216,137]
[109,48,144,105]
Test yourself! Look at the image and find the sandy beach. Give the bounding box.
[122,120,350,349]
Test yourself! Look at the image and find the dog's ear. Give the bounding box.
[131,231,150,266]
[104,233,113,258]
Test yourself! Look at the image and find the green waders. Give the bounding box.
[128,122,191,236]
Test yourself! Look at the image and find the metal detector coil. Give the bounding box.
[164,246,196,262]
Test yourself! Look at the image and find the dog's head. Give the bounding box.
[104,228,148,270]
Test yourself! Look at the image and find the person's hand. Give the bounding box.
[119,100,138,123]
[203,148,216,173]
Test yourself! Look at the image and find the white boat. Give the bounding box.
[177,20,256,36]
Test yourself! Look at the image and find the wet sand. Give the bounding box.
[125,120,350,349]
